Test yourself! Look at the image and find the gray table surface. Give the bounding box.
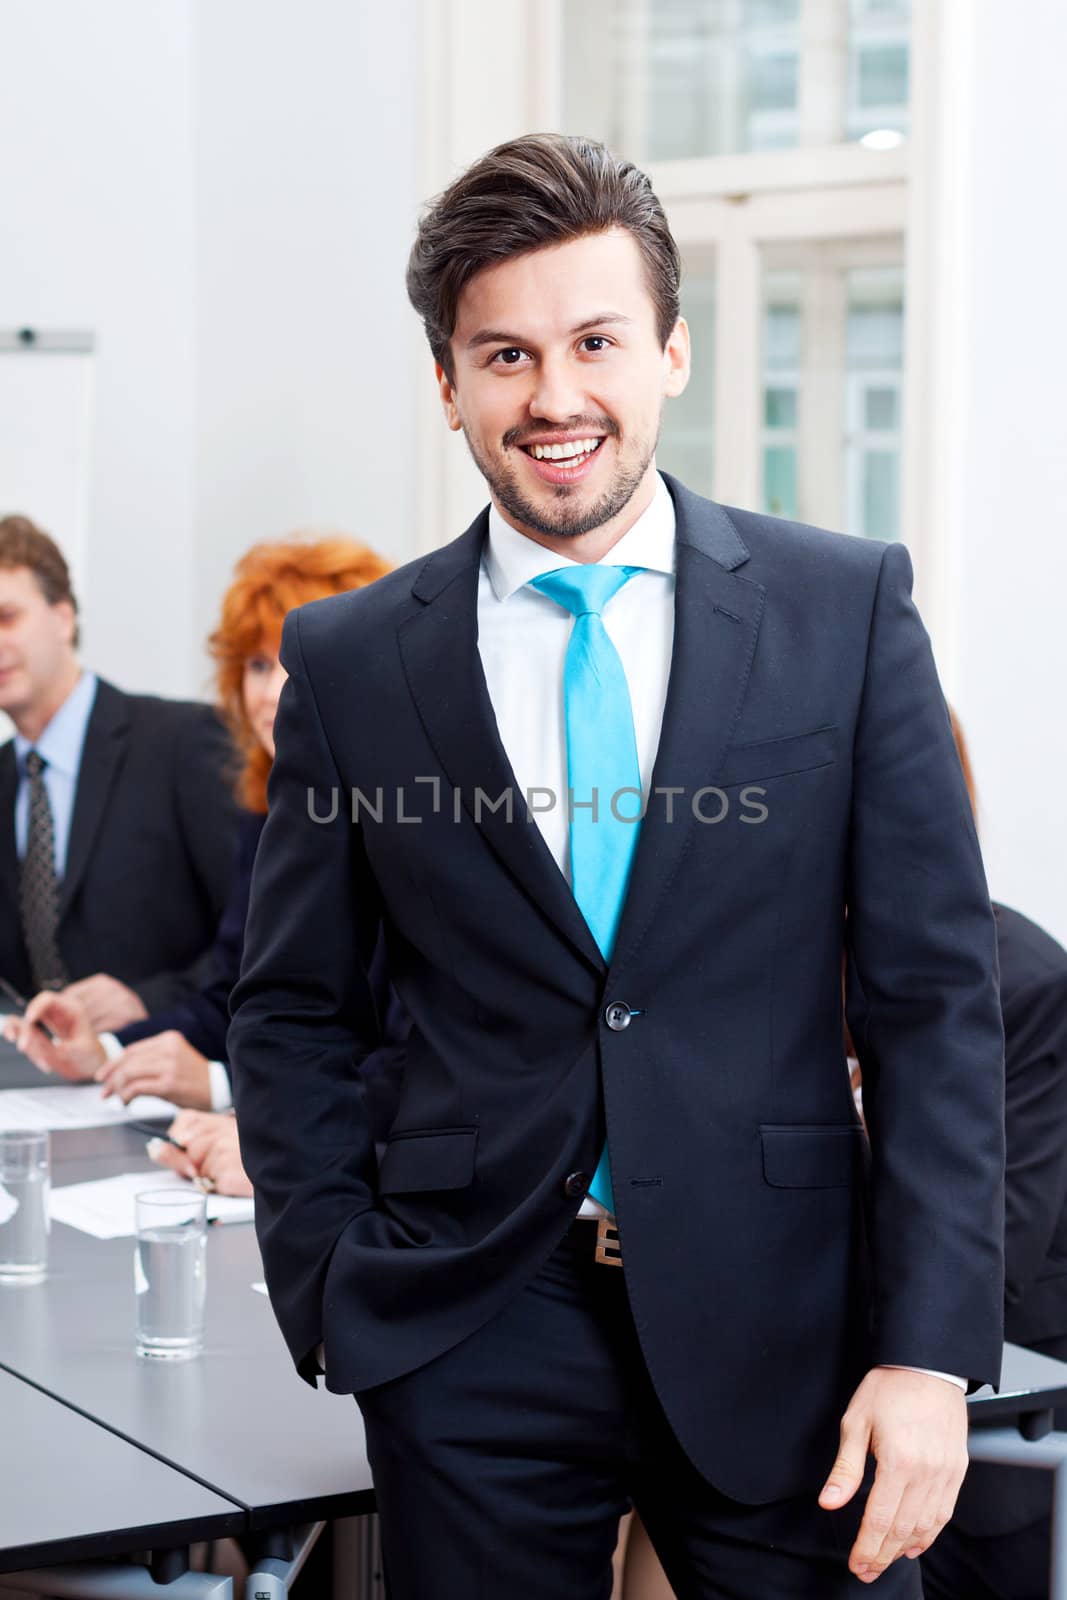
[0,1368,243,1575]
[971,1342,1067,1424]
[5,1113,1067,1563]
[0,1025,58,1090]
[0,1127,374,1531]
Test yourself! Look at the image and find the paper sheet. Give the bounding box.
[0,1085,179,1133]
[49,1170,255,1237]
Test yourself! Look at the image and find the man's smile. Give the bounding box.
[515,434,607,487]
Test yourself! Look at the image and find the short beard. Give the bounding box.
[463,420,661,540]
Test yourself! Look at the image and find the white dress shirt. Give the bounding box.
[475,472,965,1391]
[98,1029,233,1112]
[478,474,675,1219]
[478,472,676,888]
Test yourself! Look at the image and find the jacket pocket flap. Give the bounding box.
[719,725,837,787]
[761,1124,862,1188]
[377,1127,478,1194]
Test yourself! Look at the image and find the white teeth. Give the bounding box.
[530,438,600,462]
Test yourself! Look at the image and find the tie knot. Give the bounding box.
[24,750,46,780]
[529,564,642,619]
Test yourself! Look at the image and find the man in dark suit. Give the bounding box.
[0,515,237,1031]
[230,135,1005,1597]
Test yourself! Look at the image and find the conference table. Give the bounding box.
[0,1036,378,1597]
[5,1040,1067,1597]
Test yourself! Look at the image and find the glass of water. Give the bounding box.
[134,1188,207,1360]
[0,1129,50,1283]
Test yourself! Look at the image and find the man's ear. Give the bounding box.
[663,316,691,400]
[435,361,464,433]
[53,599,77,650]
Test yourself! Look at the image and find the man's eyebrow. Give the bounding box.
[465,313,635,352]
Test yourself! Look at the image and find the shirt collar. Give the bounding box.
[484,471,676,602]
[14,671,99,779]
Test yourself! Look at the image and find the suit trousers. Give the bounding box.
[354,1220,922,1600]
[921,1516,1049,1600]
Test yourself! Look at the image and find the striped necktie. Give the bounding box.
[20,749,68,991]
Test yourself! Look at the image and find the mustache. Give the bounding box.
[502,419,619,449]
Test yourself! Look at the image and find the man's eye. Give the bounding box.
[491,348,526,366]
[580,336,610,353]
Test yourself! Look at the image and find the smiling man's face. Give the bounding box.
[437,228,690,552]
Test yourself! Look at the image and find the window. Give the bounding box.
[421,0,922,567]
[753,247,903,536]
[563,0,912,158]
[656,258,716,496]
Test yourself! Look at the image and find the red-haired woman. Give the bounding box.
[5,536,406,1126]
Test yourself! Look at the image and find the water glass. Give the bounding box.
[134,1188,207,1359]
[0,1129,50,1283]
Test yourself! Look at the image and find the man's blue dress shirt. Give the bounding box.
[13,673,99,880]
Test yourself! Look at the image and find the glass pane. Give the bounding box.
[847,0,912,141]
[747,0,800,23]
[765,386,797,428]
[760,271,800,521]
[862,450,899,541]
[562,0,912,158]
[562,0,802,161]
[764,446,797,518]
[657,264,715,498]
[759,250,903,538]
[846,266,904,540]
[765,300,802,369]
[864,386,898,430]
[857,43,909,108]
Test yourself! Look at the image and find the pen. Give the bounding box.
[132,1121,187,1151]
[0,977,60,1044]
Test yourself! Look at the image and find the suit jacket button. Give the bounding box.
[605,1002,632,1031]
[564,1171,590,1198]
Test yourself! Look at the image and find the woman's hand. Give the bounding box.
[148,1111,252,1198]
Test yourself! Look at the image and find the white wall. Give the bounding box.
[0,0,421,703]
[932,0,1067,946]
[192,0,421,687]
[0,0,197,695]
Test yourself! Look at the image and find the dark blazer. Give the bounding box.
[952,902,1067,1537]
[119,809,410,1138]
[0,679,238,1012]
[117,809,266,1060]
[230,474,1005,1505]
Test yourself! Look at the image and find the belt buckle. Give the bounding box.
[594,1215,623,1268]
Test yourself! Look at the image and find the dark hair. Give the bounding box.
[407,132,682,382]
[0,514,80,646]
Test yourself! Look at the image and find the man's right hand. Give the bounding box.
[1,990,106,1080]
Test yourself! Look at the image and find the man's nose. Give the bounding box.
[527,353,586,423]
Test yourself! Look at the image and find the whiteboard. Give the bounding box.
[0,343,95,593]
[0,337,95,744]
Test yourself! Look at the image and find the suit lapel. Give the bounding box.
[399,513,606,975]
[609,478,765,975]
[0,743,20,915]
[59,681,130,920]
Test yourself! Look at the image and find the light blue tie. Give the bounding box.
[529,564,644,1214]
